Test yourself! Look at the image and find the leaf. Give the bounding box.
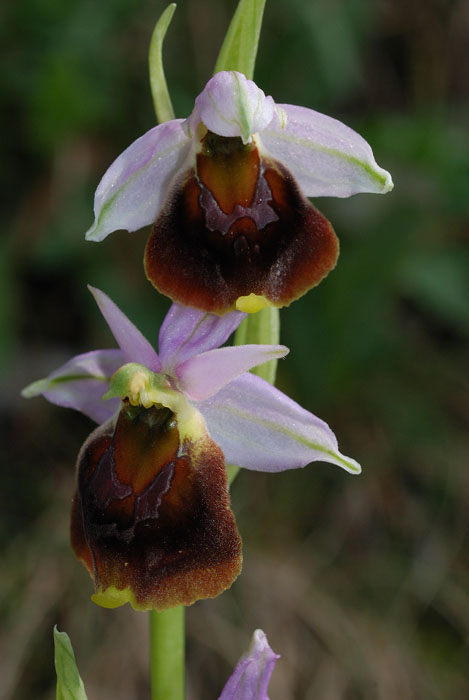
[149,4,176,124]
[214,0,267,79]
[54,626,88,700]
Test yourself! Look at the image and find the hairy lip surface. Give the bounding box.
[145,136,339,314]
[71,404,242,611]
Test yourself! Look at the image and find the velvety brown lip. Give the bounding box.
[71,403,242,611]
[144,132,339,315]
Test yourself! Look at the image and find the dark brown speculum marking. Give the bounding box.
[145,131,339,314]
[71,402,242,610]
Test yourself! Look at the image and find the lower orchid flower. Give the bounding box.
[23,287,361,611]
[86,70,392,315]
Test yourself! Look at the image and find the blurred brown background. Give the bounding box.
[2,0,469,697]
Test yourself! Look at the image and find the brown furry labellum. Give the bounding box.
[71,401,242,611]
[144,131,339,315]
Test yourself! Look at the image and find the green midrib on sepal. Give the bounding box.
[226,404,361,474]
[268,128,393,192]
[21,374,109,398]
[85,137,187,242]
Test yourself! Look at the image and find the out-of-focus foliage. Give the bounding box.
[1,0,469,698]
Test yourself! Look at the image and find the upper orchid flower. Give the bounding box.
[86,71,393,315]
[23,287,360,611]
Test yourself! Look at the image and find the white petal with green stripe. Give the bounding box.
[261,103,393,197]
[21,349,122,423]
[198,372,361,474]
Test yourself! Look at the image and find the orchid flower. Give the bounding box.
[23,286,360,611]
[218,629,279,700]
[86,70,393,315]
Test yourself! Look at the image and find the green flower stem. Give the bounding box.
[148,1,271,697]
[227,306,280,486]
[234,307,280,384]
[150,607,185,700]
[148,9,183,699]
[216,0,277,486]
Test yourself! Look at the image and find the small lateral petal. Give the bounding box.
[177,344,288,401]
[218,629,279,700]
[158,303,245,372]
[22,349,123,423]
[193,71,275,144]
[260,104,393,197]
[89,286,161,371]
[71,404,242,611]
[198,373,361,474]
[86,119,191,242]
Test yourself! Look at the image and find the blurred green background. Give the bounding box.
[2,0,469,697]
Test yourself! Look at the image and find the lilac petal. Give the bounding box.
[21,349,123,423]
[192,71,275,144]
[89,286,161,372]
[158,303,245,373]
[177,345,288,401]
[218,629,279,700]
[85,119,191,242]
[198,373,361,474]
[260,103,393,197]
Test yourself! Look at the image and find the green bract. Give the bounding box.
[149,4,176,124]
[214,0,267,79]
[54,627,88,700]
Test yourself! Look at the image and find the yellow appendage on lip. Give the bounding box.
[92,585,137,610]
[235,293,270,313]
